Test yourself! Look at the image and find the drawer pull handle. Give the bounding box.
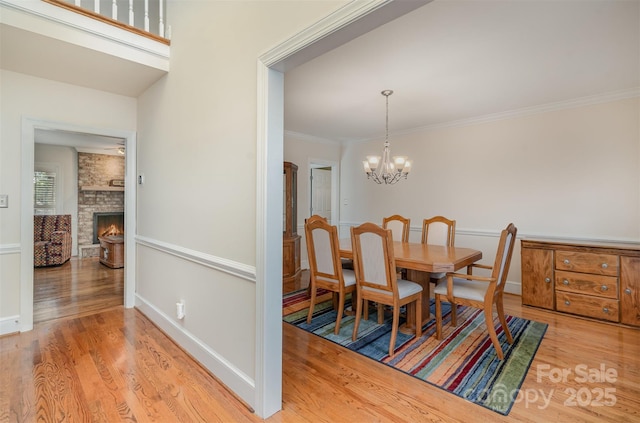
[603,307,609,314]
[625,288,632,295]
[544,277,551,283]
[601,285,608,291]
[563,279,569,285]
[564,259,570,265]
[565,300,570,306]
[601,263,608,269]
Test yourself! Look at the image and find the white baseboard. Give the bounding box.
[0,315,21,336]
[134,294,256,410]
[504,280,522,296]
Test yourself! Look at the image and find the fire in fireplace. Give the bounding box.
[93,212,124,244]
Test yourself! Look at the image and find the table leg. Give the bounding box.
[400,269,431,334]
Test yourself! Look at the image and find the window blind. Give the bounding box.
[34,170,56,215]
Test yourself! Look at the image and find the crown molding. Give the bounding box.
[332,87,640,144]
[284,130,341,145]
[400,87,640,136]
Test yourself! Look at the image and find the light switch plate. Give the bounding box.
[0,194,7,208]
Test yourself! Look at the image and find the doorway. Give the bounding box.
[32,132,127,323]
[308,160,339,225]
[310,167,331,220]
[20,118,137,331]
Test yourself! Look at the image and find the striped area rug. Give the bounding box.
[283,290,547,415]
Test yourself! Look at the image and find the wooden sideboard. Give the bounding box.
[521,239,640,327]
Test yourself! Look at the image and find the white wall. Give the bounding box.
[0,69,136,333]
[134,0,347,414]
[34,144,79,256]
[284,132,342,268]
[339,96,640,291]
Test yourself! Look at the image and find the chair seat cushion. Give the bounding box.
[363,278,422,298]
[434,277,488,302]
[397,279,423,298]
[342,269,357,286]
[429,272,446,282]
[316,269,356,287]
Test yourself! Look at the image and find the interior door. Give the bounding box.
[310,167,331,222]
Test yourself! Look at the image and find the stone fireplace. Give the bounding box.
[77,152,125,258]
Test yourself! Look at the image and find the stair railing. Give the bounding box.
[44,0,169,44]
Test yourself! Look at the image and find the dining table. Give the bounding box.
[339,238,483,334]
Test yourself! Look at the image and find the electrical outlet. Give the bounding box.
[176,301,185,320]
[0,195,8,208]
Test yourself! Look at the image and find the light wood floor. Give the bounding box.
[2,267,639,422]
[33,257,124,323]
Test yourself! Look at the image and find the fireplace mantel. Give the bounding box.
[80,186,124,192]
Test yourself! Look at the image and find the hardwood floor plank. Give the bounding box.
[2,264,638,421]
[33,257,124,324]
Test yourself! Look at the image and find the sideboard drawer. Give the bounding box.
[555,271,618,299]
[555,251,618,276]
[556,292,619,322]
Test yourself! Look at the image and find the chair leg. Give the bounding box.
[306,283,317,324]
[415,295,422,338]
[496,295,513,344]
[363,299,369,321]
[484,307,504,360]
[435,294,443,340]
[389,306,400,357]
[334,294,345,335]
[352,297,363,341]
[377,303,384,324]
[451,302,458,327]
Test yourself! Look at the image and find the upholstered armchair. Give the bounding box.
[34,215,72,267]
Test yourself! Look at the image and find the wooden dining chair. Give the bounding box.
[350,222,423,358]
[422,216,456,284]
[305,215,357,334]
[383,214,411,279]
[305,215,352,270]
[382,215,410,243]
[421,215,456,247]
[434,223,517,360]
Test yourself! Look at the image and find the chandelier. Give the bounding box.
[363,90,411,184]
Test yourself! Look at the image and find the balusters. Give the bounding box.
[56,0,167,39]
[159,0,164,38]
[129,0,134,26]
[144,0,150,33]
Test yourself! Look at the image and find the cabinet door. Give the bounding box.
[620,257,640,326]
[521,247,554,309]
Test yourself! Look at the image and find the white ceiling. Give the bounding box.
[284,0,640,143]
[0,24,167,98]
[3,1,638,148]
[35,129,125,156]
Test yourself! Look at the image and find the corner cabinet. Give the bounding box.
[283,162,301,286]
[521,239,640,327]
